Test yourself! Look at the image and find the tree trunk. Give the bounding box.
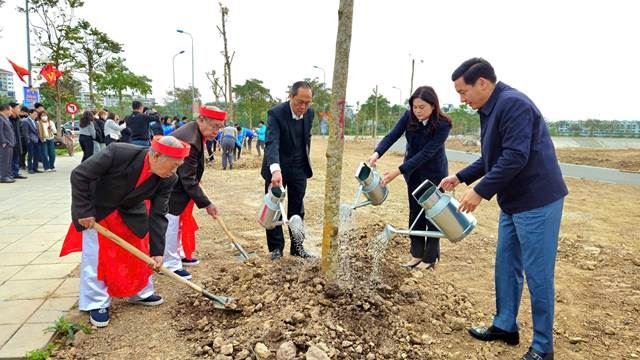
[55,81,62,141]
[219,3,235,122]
[321,0,354,276]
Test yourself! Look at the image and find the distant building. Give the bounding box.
[77,91,155,110]
[0,69,16,99]
[554,120,640,137]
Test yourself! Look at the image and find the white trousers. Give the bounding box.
[79,229,155,311]
[162,214,184,271]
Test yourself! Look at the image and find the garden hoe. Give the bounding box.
[94,223,240,312]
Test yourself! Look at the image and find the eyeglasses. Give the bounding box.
[292,98,312,107]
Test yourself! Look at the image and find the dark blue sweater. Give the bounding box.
[456,82,568,214]
[375,110,450,182]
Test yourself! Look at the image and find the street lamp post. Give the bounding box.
[409,54,424,95]
[25,0,32,88]
[177,29,195,117]
[312,65,326,85]
[392,86,403,118]
[172,50,185,116]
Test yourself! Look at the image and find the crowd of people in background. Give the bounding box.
[1,99,269,183]
[0,102,58,183]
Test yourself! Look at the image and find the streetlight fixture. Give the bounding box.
[177,29,195,116]
[172,50,185,116]
[312,65,326,86]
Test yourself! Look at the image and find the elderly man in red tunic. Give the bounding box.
[60,136,190,327]
[162,106,226,280]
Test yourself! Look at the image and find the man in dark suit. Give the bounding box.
[60,136,189,328]
[163,106,226,279]
[440,58,568,360]
[261,81,315,260]
[8,103,26,179]
[21,108,42,174]
[0,104,16,183]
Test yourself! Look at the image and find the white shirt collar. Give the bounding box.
[290,102,303,120]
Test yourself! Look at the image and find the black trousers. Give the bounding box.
[407,173,444,263]
[264,168,307,254]
[0,146,13,179]
[79,135,94,162]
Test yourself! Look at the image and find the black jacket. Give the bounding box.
[125,111,158,142]
[168,121,211,215]
[70,143,177,256]
[260,101,314,180]
[9,116,23,152]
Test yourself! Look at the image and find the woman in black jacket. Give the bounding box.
[368,86,452,270]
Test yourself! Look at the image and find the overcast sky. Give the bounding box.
[1,0,639,120]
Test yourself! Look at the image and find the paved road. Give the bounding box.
[0,154,81,359]
[388,138,640,186]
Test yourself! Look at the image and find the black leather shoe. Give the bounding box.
[270,249,283,260]
[15,174,28,179]
[521,347,553,360]
[0,178,16,183]
[468,325,519,345]
[291,247,317,259]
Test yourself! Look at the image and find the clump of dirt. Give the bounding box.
[171,224,483,359]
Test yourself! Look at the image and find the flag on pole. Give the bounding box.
[40,63,63,86]
[7,58,31,83]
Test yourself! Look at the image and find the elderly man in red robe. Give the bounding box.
[162,106,226,280]
[60,136,190,327]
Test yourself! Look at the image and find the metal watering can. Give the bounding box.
[383,179,477,243]
[352,162,389,209]
[257,186,288,230]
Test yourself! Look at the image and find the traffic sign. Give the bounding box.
[65,102,79,115]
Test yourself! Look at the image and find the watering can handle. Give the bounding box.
[411,179,436,199]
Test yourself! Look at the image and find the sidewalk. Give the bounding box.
[0,154,81,359]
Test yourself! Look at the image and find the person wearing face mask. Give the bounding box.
[37,111,57,172]
[60,136,189,328]
[367,86,452,270]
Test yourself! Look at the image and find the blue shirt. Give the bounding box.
[375,110,450,182]
[236,128,245,146]
[256,125,266,141]
[456,82,568,214]
[162,124,174,135]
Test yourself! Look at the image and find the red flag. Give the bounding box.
[40,64,63,86]
[7,58,31,83]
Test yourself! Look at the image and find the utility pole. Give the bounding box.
[25,0,32,88]
[373,85,378,140]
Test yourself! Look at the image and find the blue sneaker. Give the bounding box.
[174,268,192,280]
[128,294,164,306]
[182,257,200,266]
[89,308,109,327]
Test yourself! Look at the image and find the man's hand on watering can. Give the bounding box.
[438,175,460,191]
[458,189,483,213]
[367,152,379,167]
[271,170,283,188]
[381,169,401,185]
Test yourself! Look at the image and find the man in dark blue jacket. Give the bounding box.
[260,81,315,260]
[440,58,568,360]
